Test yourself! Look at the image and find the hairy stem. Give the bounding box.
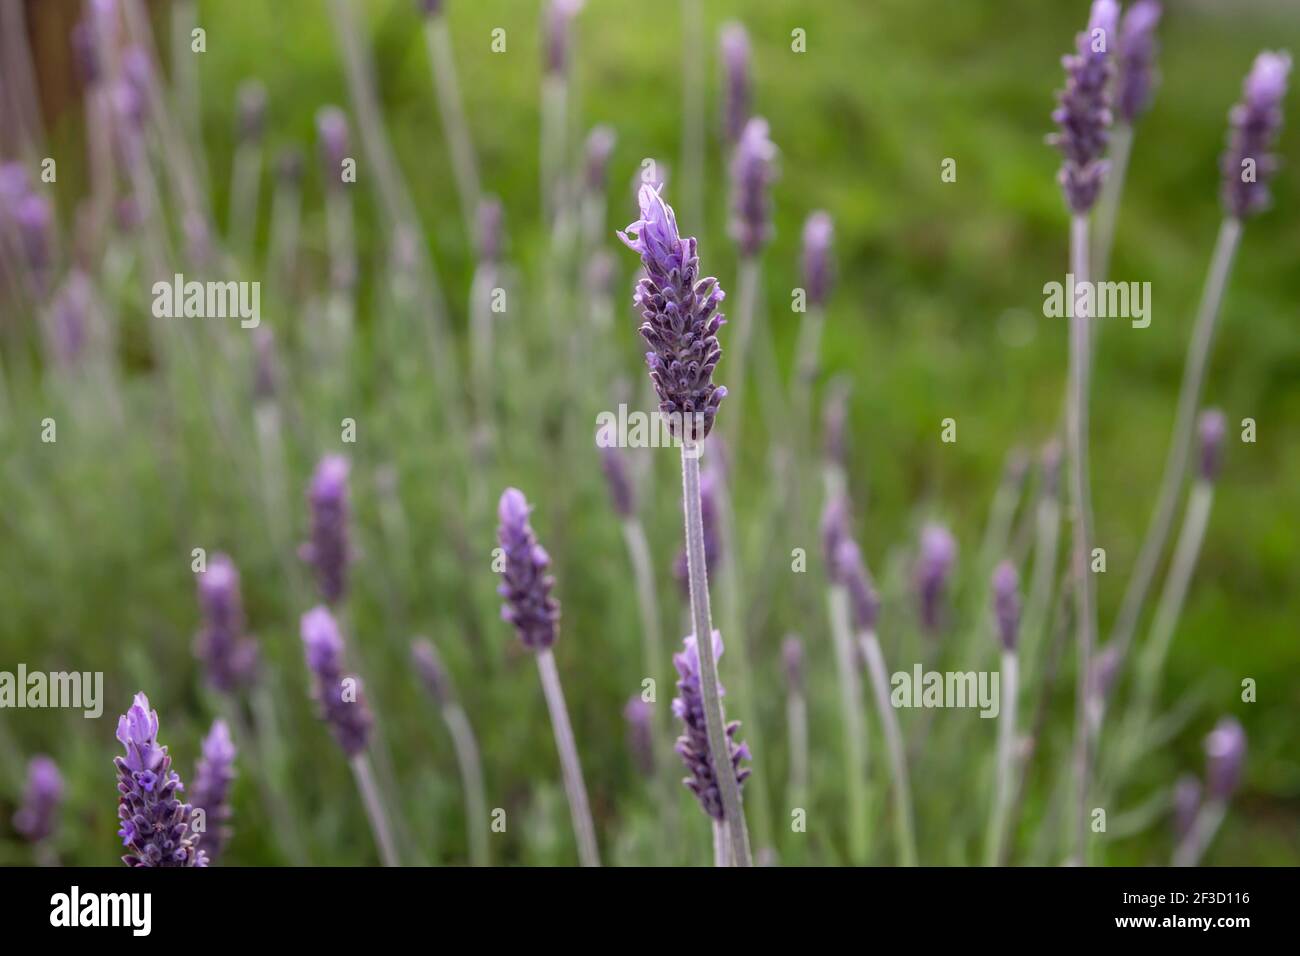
[536,648,600,867]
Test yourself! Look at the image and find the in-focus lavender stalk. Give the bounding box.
[1051,0,1118,865]
[1093,0,1162,277]
[618,183,752,866]
[14,756,63,859]
[194,553,259,694]
[411,638,489,866]
[496,488,600,866]
[115,692,207,867]
[190,719,236,863]
[782,635,809,813]
[986,561,1021,866]
[300,455,351,605]
[1173,718,1246,866]
[420,0,482,243]
[914,523,957,636]
[719,22,752,145]
[1109,52,1289,670]
[300,606,398,866]
[821,498,871,864]
[672,631,751,863]
[623,695,656,777]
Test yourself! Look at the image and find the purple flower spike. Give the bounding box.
[411,637,456,707]
[596,424,635,519]
[915,523,957,634]
[729,117,778,258]
[992,561,1021,651]
[584,126,616,194]
[623,695,655,777]
[1173,774,1202,840]
[674,468,721,596]
[191,720,236,863]
[195,553,260,694]
[1050,0,1119,213]
[1205,717,1246,800]
[618,185,728,442]
[1117,0,1162,124]
[801,211,834,309]
[236,81,267,145]
[1197,408,1227,483]
[782,635,804,692]
[316,107,350,186]
[14,756,63,843]
[301,606,373,757]
[719,23,752,144]
[115,692,207,867]
[496,488,561,651]
[301,455,351,604]
[1221,52,1291,219]
[672,631,750,821]
[543,0,583,76]
[834,537,880,634]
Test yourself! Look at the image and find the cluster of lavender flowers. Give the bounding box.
[496,488,561,650]
[301,607,373,757]
[1049,0,1119,212]
[194,553,259,692]
[672,631,751,821]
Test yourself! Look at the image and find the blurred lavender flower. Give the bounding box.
[584,126,616,194]
[13,756,63,843]
[115,692,207,867]
[497,488,561,651]
[1173,774,1202,840]
[1205,717,1246,800]
[623,695,655,777]
[672,631,751,821]
[236,81,267,145]
[301,606,373,757]
[48,271,92,365]
[596,423,635,518]
[1197,408,1227,483]
[543,0,584,76]
[411,637,455,707]
[191,720,236,862]
[476,196,504,264]
[195,553,260,693]
[618,185,728,441]
[782,635,803,693]
[992,561,1021,651]
[801,211,834,309]
[1049,0,1119,213]
[316,107,350,186]
[915,523,957,634]
[834,537,880,634]
[1116,0,1162,124]
[1221,51,1291,219]
[820,494,851,572]
[301,455,351,604]
[719,23,752,144]
[15,191,53,279]
[729,117,778,258]
[674,467,720,595]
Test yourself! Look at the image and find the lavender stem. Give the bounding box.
[679,0,705,229]
[1108,218,1242,666]
[1090,122,1134,282]
[858,629,918,866]
[443,703,490,867]
[1067,212,1098,866]
[1172,799,1227,867]
[712,819,731,867]
[985,648,1019,866]
[350,753,400,867]
[681,442,753,866]
[541,76,567,229]
[622,518,666,709]
[827,585,870,863]
[423,16,482,243]
[536,648,600,867]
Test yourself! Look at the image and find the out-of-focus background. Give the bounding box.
[1,0,1296,866]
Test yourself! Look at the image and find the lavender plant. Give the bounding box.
[14,755,63,865]
[191,719,236,863]
[301,454,351,605]
[1173,718,1246,866]
[194,552,259,694]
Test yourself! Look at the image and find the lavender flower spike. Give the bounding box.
[618,185,728,442]
[834,537,881,635]
[543,0,584,76]
[14,756,63,844]
[195,553,259,693]
[992,560,1021,651]
[115,693,208,866]
[1197,408,1227,483]
[672,631,751,821]
[316,107,350,187]
[1205,717,1246,801]
[719,22,752,144]
[301,455,351,604]
[300,606,373,757]
[1049,0,1119,213]
[191,720,236,862]
[729,117,778,258]
[802,211,834,309]
[915,523,957,634]
[1222,52,1291,220]
[1116,0,1162,124]
[497,488,561,650]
